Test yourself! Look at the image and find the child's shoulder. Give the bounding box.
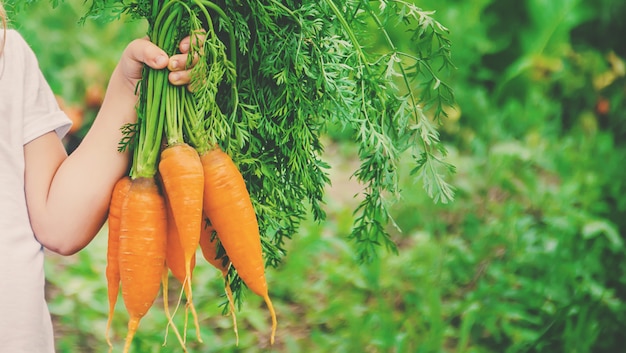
[2,29,38,65]
[5,29,30,50]
[0,29,42,85]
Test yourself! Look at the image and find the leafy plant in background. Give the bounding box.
[406,0,626,352]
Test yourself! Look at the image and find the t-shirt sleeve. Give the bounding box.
[16,33,72,145]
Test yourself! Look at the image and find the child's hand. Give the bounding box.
[117,36,197,92]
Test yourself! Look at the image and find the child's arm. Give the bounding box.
[24,37,194,255]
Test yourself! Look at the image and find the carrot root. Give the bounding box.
[119,177,167,352]
[122,317,140,353]
[162,266,188,352]
[198,219,239,343]
[105,176,131,349]
[201,147,278,344]
[264,294,277,345]
[185,277,203,343]
[159,143,204,342]
[224,279,239,345]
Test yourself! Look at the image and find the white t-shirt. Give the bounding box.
[0,29,71,352]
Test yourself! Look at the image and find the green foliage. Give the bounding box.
[395,0,626,351]
[216,0,456,264]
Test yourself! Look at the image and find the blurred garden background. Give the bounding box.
[5,0,626,352]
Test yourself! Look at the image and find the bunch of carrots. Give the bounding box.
[103,1,276,352]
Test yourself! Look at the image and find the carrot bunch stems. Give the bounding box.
[131,68,167,179]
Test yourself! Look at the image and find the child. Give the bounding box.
[0,3,195,351]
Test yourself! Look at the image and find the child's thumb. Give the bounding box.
[124,38,168,71]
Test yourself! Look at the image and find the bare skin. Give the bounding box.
[24,37,195,255]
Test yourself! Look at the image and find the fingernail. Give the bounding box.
[170,72,181,82]
[156,55,168,67]
[181,42,190,52]
[171,60,179,69]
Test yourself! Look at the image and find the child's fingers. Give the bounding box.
[177,35,203,58]
[178,36,191,53]
[168,70,192,86]
[167,34,203,87]
[169,31,204,71]
[167,52,196,86]
[179,31,207,53]
[167,53,199,72]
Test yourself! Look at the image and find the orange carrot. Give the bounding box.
[198,218,239,344]
[118,177,168,353]
[164,193,197,287]
[158,143,205,341]
[163,191,197,344]
[201,146,277,344]
[105,176,131,350]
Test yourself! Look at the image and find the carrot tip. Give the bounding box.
[122,317,141,353]
[264,294,277,345]
[105,321,113,348]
